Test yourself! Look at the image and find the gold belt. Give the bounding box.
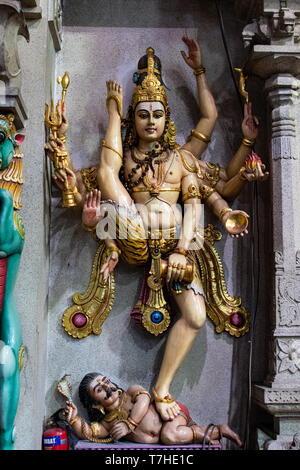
[131,186,180,193]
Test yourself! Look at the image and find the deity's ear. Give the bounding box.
[13,134,25,145]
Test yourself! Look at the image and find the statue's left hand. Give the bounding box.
[110,421,131,441]
[242,103,259,140]
[100,251,119,283]
[181,36,202,70]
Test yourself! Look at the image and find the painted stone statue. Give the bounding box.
[61,372,242,448]
[0,114,25,450]
[45,38,267,423]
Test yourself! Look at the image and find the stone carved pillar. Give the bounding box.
[238,0,300,449]
[0,1,29,129]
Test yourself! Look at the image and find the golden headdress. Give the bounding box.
[123,47,176,150]
[131,47,168,110]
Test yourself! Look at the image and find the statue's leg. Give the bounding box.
[160,416,242,446]
[0,254,22,450]
[153,287,206,421]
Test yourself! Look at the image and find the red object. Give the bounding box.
[43,427,68,450]
[244,151,262,171]
[72,312,87,328]
[230,312,244,328]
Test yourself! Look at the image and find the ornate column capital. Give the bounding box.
[0,1,30,128]
[240,1,300,78]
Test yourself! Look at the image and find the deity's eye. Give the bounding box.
[137,112,148,119]
[153,112,164,119]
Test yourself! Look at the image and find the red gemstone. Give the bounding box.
[72,313,87,328]
[230,312,244,327]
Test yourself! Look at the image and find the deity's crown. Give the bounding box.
[131,47,168,110]
[0,113,16,136]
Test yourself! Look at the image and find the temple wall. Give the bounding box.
[42,0,270,450]
[8,0,273,450]
[12,0,56,450]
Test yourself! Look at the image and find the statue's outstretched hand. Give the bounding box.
[181,36,202,70]
[82,189,102,228]
[242,103,259,140]
[240,163,269,182]
[100,249,119,283]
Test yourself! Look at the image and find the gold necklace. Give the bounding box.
[103,391,128,422]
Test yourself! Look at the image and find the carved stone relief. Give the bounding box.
[277,338,300,374]
[277,275,300,327]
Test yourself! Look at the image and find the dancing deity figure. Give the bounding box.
[0,114,25,450]
[45,38,267,422]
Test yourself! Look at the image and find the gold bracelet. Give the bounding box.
[238,168,248,181]
[82,222,98,232]
[59,135,67,142]
[106,95,123,120]
[242,137,255,147]
[106,246,121,256]
[128,417,139,429]
[102,139,123,162]
[190,129,211,143]
[173,247,188,256]
[219,208,232,219]
[193,66,206,76]
[90,421,101,438]
[131,390,152,403]
[69,416,80,426]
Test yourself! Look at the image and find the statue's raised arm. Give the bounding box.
[180,37,218,159]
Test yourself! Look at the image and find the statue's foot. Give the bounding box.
[194,423,242,447]
[222,209,249,238]
[152,387,181,421]
[106,80,123,118]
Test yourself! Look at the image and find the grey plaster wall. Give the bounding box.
[44,0,271,449]
[13,1,56,450]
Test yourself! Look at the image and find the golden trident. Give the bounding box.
[45,72,77,207]
[234,67,249,104]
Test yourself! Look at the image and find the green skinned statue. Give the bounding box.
[0,113,25,450]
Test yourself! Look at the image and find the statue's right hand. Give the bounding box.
[52,166,77,192]
[82,189,102,227]
[44,133,66,162]
[64,401,78,423]
[57,99,69,138]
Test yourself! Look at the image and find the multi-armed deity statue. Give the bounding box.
[45,37,267,439]
[0,114,25,450]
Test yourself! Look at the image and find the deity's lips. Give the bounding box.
[244,151,263,172]
[145,128,157,134]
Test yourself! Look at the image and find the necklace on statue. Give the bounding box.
[103,391,128,422]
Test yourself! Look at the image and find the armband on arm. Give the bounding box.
[131,389,152,404]
[182,184,201,202]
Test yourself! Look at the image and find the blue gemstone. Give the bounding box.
[151,311,163,324]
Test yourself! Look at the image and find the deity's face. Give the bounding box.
[134,101,166,144]
[89,374,119,407]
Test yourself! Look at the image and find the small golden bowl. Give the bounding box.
[224,212,248,235]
